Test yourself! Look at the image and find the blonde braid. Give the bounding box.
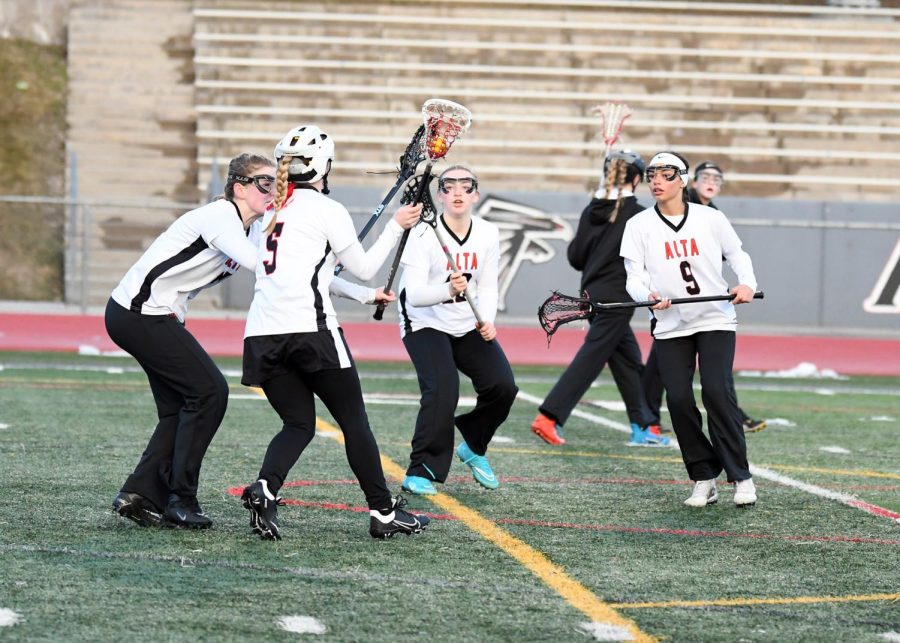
[265,156,293,236]
[609,159,627,223]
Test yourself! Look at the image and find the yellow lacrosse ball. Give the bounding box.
[430,137,448,156]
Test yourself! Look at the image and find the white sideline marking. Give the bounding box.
[766,418,797,427]
[580,621,634,641]
[879,632,900,642]
[870,415,895,422]
[820,446,851,454]
[0,423,9,430]
[491,435,515,444]
[517,391,900,524]
[0,609,21,627]
[277,615,326,635]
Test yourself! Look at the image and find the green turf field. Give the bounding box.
[0,351,897,642]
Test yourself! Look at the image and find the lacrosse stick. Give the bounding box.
[335,124,426,276]
[592,101,633,165]
[373,98,473,321]
[538,291,765,342]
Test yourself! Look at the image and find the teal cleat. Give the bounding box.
[627,423,671,447]
[401,475,437,496]
[456,441,499,489]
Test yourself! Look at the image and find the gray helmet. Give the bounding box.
[604,150,646,182]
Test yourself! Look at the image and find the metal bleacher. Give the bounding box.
[192,0,900,201]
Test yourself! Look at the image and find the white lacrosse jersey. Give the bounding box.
[244,187,400,338]
[620,203,757,340]
[110,199,257,322]
[398,214,500,338]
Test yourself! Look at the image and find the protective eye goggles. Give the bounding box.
[438,177,478,194]
[695,171,724,186]
[229,173,276,194]
[645,166,686,182]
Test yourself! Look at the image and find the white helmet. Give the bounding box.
[274,125,334,185]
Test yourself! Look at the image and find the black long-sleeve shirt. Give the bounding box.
[567,195,645,304]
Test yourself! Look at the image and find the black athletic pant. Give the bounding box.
[540,310,651,428]
[257,365,392,511]
[105,299,229,511]
[643,341,751,425]
[654,330,750,482]
[403,327,518,483]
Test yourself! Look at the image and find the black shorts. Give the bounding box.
[242,328,354,386]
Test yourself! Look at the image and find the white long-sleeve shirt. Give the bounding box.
[620,202,757,340]
[111,199,257,322]
[397,215,500,338]
[244,187,403,337]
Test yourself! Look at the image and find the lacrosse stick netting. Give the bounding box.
[537,291,593,343]
[592,101,633,161]
[372,99,473,321]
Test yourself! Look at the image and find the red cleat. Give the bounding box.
[531,413,566,445]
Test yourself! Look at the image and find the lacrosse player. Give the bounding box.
[239,125,430,540]
[620,151,759,508]
[107,153,276,530]
[396,165,518,496]
[643,160,767,435]
[531,151,666,448]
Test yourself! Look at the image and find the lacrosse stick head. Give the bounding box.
[396,124,427,180]
[592,101,633,148]
[400,173,438,223]
[421,99,472,162]
[537,291,593,343]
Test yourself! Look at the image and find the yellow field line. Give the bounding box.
[610,592,900,610]
[307,416,656,642]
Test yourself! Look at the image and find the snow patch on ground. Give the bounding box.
[0,609,21,627]
[579,622,634,641]
[737,362,847,380]
[277,615,326,635]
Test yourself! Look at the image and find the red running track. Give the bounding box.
[0,312,898,376]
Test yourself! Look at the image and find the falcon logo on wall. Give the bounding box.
[476,195,573,311]
[863,237,900,313]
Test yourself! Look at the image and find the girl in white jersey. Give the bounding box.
[239,124,430,540]
[396,165,518,496]
[107,153,275,529]
[620,151,760,508]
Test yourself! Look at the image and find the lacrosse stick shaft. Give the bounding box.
[372,163,434,321]
[427,219,486,327]
[334,179,406,277]
[596,291,764,311]
[336,126,425,277]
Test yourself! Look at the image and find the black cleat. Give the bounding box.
[369,495,430,539]
[164,494,213,529]
[112,491,164,527]
[742,417,767,433]
[242,480,281,540]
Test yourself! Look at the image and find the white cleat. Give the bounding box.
[684,479,718,507]
[734,478,757,507]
